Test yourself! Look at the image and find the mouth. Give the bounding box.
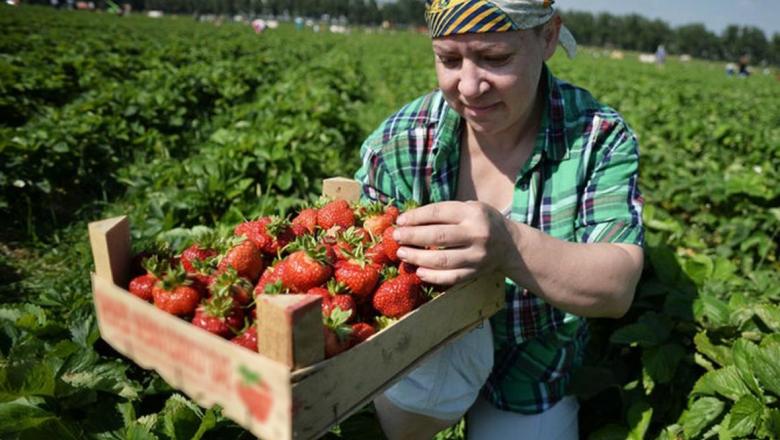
[462,102,499,116]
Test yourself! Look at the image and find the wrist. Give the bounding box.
[499,217,525,277]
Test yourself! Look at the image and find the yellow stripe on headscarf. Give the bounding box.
[442,2,484,35]
[479,13,507,33]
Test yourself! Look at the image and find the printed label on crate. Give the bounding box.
[91,274,292,440]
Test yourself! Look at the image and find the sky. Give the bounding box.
[554,0,780,37]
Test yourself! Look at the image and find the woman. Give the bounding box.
[355,1,644,438]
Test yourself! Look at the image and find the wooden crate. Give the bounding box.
[88,177,505,440]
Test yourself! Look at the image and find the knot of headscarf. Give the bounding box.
[424,0,577,58]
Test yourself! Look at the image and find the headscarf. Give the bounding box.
[424,0,577,58]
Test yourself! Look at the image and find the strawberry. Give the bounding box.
[254,261,287,295]
[234,219,271,250]
[218,239,264,282]
[192,295,245,338]
[128,254,166,302]
[317,199,355,230]
[333,226,370,260]
[128,273,156,302]
[323,307,353,358]
[313,280,357,321]
[280,238,333,293]
[235,217,294,256]
[209,267,254,305]
[152,267,202,316]
[361,201,395,237]
[366,240,391,266]
[382,226,401,262]
[372,273,423,319]
[291,208,318,237]
[231,326,258,352]
[386,205,400,222]
[334,255,380,302]
[350,322,376,346]
[363,213,394,237]
[181,243,217,275]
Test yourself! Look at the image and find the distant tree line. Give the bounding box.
[31,0,780,65]
[562,11,780,66]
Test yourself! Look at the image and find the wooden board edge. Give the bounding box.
[290,272,505,438]
[87,216,130,286]
[91,273,296,440]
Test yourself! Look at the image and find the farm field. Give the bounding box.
[1,5,779,440]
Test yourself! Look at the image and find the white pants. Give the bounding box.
[467,394,580,440]
[382,320,494,421]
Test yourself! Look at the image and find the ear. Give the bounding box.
[542,14,562,61]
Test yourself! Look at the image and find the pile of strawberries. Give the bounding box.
[126,198,438,359]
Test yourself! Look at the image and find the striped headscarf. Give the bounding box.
[424,0,577,58]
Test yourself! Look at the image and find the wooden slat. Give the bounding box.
[290,272,505,438]
[88,216,131,287]
[257,294,324,370]
[91,274,294,440]
[322,177,361,203]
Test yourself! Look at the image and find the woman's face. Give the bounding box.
[432,25,558,139]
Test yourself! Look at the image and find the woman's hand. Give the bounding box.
[392,201,513,286]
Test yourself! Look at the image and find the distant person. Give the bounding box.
[357,1,644,439]
[738,54,750,76]
[655,44,666,65]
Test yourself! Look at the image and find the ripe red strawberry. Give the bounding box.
[231,326,258,351]
[333,227,370,260]
[235,217,293,256]
[323,308,353,358]
[181,243,217,274]
[291,208,318,236]
[128,254,167,301]
[334,258,380,302]
[363,213,393,237]
[152,268,202,316]
[350,322,376,346]
[192,296,245,338]
[254,261,287,295]
[313,280,357,321]
[218,240,264,282]
[386,205,400,222]
[280,241,333,293]
[366,240,391,266]
[209,267,254,305]
[128,273,156,302]
[317,199,355,230]
[382,226,401,262]
[372,274,423,318]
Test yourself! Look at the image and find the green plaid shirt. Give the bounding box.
[355,65,643,414]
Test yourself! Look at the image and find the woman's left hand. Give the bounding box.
[392,201,513,286]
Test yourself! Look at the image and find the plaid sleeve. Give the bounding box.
[574,117,644,246]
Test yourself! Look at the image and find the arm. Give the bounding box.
[394,121,644,319]
[393,203,643,318]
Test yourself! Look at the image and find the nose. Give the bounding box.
[458,59,489,99]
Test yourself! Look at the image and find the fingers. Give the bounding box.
[396,201,467,226]
[393,225,469,248]
[396,247,481,271]
[415,267,476,286]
